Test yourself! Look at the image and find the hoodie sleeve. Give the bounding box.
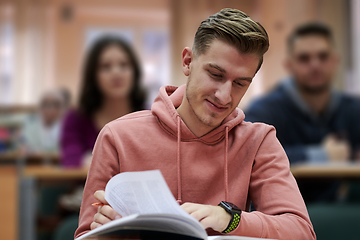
[74,125,120,239]
[231,127,316,240]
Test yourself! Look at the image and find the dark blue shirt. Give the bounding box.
[245,79,360,203]
[245,78,360,164]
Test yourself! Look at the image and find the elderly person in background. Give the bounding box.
[23,89,66,154]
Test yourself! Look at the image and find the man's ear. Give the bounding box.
[182,47,193,76]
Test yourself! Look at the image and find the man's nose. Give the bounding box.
[214,81,232,105]
[309,57,322,68]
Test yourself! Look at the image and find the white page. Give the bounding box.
[105,170,196,221]
[78,170,271,240]
[76,214,207,240]
[75,214,139,240]
[208,236,276,240]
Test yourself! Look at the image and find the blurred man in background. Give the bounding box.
[60,87,72,110]
[245,23,360,203]
[23,89,67,154]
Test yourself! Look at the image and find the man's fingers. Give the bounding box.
[199,216,215,229]
[93,212,112,225]
[94,190,108,204]
[182,203,231,232]
[90,221,102,230]
[181,202,201,214]
[190,206,210,221]
[99,205,122,220]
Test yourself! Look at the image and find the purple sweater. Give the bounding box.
[60,109,99,168]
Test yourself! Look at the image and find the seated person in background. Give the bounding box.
[23,89,66,154]
[245,23,360,203]
[60,87,72,110]
[61,36,147,168]
[75,9,315,240]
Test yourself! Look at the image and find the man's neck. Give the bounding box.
[298,87,331,115]
[176,99,215,138]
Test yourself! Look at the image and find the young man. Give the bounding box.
[245,23,360,203]
[75,9,315,239]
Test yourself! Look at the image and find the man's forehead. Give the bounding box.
[194,40,260,76]
[203,61,257,81]
[292,35,332,54]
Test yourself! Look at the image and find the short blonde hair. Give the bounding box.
[193,8,269,71]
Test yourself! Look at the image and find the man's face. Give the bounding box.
[182,40,259,129]
[286,35,338,93]
[40,94,65,126]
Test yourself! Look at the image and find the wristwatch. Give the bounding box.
[218,201,242,233]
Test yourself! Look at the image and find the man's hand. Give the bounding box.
[90,190,121,230]
[181,202,231,232]
[323,135,351,162]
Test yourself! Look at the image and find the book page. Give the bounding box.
[76,214,207,240]
[105,170,194,220]
[208,236,276,240]
[78,170,269,240]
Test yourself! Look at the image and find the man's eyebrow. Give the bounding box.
[207,63,253,82]
[207,63,226,73]
[236,77,253,82]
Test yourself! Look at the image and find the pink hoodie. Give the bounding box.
[75,85,316,239]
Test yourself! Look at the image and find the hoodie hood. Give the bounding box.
[151,85,245,145]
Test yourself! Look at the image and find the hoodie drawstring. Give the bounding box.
[176,116,182,204]
[175,116,229,204]
[224,126,229,202]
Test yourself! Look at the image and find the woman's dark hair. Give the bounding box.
[78,35,146,116]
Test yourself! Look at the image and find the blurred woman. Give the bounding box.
[61,36,146,168]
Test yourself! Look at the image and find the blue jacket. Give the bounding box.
[245,78,360,164]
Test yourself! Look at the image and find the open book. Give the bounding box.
[76,170,273,240]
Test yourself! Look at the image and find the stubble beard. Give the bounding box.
[297,79,331,95]
[186,75,218,128]
[297,70,332,95]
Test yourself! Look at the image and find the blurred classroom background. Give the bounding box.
[1,0,360,240]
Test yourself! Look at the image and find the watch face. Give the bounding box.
[225,202,238,209]
[221,201,242,214]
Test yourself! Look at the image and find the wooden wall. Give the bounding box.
[0,0,352,106]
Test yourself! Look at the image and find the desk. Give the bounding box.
[15,163,360,240]
[0,153,63,240]
[24,166,88,180]
[22,164,360,180]
[0,166,18,240]
[291,164,360,178]
[0,152,60,164]
[21,166,88,240]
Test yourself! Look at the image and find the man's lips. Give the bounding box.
[205,99,228,113]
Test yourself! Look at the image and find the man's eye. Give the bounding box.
[318,52,329,62]
[234,81,244,87]
[297,54,310,63]
[210,72,222,78]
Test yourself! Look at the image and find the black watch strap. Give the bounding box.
[218,201,242,233]
[222,212,241,233]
